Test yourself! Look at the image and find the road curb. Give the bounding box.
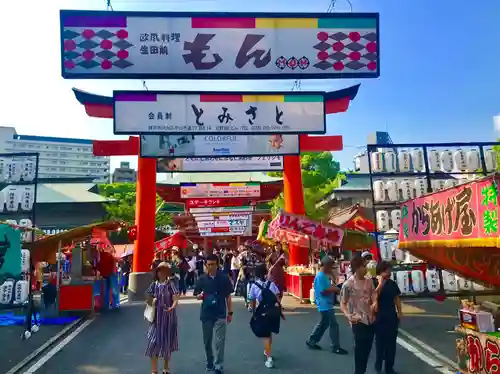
[5,318,86,374]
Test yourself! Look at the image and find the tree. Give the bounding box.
[98,183,171,227]
[268,152,345,220]
[493,141,500,171]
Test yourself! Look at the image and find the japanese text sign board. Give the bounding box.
[186,198,255,209]
[456,328,500,374]
[399,176,500,248]
[60,10,380,80]
[189,206,254,214]
[267,211,344,247]
[140,134,300,157]
[157,156,283,173]
[114,91,325,135]
[181,183,260,199]
[197,217,250,229]
[195,213,252,221]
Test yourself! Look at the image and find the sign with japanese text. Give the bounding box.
[198,225,251,237]
[60,10,380,80]
[399,177,500,248]
[180,183,260,199]
[197,217,250,228]
[268,211,344,247]
[157,156,283,173]
[456,328,500,374]
[114,91,325,135]
[185,198,255,209]
[140,134,300,157]
[189,206,254,214]
[195,213,252,221]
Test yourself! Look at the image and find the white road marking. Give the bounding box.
[23,319,94,373]
[396,337,455,374]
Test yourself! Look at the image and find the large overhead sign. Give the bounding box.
[157,156,283,173]
[113,91,325,135]
[180,183,260,199]
[199,226,251,237]
[140,134,300,157]
[195,213,252,221]
[60,10,380,80]
[189,206,254,214]
[197,217,250,228]
[185,198,254,209]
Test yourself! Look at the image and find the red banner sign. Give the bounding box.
[399,176,500,248]
[457,329,500,374]
[268,212,344,247]
[185,198,255,208]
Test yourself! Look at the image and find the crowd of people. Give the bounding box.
[143,243,402,374]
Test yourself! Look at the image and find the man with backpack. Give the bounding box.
[248,263,285,369]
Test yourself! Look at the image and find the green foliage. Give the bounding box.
[493,141,500,171]
[268,152,345,220]
[98,183,171,227]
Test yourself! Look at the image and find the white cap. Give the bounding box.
[361,251,372,258]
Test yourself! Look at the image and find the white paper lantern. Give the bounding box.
[384,151,397,172]
[441,270,458,291]
[396,271,411,294]
[456,276,473,291]
[400,180,414,200]
[20,249,30,273]
[376,210,390,232]
[485,149,497,172]
[391,209,401,231]
[414,178,427,197]
[394,245,405,262]
[20,186,34,211]
[8,161,22,182]
[466,149,480,172]
[411,270,425,293]
[22,159,36,182]
[444,179,458,189]
[371,152,384,173]
[0,158,6,183]
[453,148,467,172]
[379,240,392,261]
[432,179,446,192]
[373,180,385,202]
[411,148,425,171]
[0,189,5,213]
[5,186,19,212]
[440,150,454,172]
[425,269,441,292]
[386,180,399,202]
[398,150,411,172]
[0,280,15,304]
[428,150,442,172]
[14,280,29,304]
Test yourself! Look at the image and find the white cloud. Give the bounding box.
[494,116,500,134]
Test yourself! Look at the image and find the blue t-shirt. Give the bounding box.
[314,271,333,312]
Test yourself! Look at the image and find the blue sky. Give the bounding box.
[0,0,499,172]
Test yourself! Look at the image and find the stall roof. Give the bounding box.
[36,183,112,204]
[158,172,282,185]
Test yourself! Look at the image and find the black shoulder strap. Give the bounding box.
[254,281,264,290]
[265,281,272,290]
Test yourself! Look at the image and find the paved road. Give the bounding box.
[29,298,448,374]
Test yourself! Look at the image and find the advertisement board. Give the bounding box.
[181,183,260,199]
[186,198,254,209]
[157,156,283,173]
[189,206,254,214]
[114,91,325,135]
[195,213,252,221]
[140,134,300,157]
[197,218,249,228]
[60,10,380,80]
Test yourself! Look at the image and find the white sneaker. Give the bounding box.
[265,357,274,368]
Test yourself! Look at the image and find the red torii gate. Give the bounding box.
[73,84,359,279]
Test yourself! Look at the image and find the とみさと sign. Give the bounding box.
[60,10,379,80]
[399,176,500,248]
[156,156,283,173]
[113,91,325,135]
[140,134,300,157]
[180,183,260,199]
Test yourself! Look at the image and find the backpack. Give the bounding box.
[254,281,281,320]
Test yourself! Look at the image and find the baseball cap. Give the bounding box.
[320,255,334,267]
[361,251,372,258]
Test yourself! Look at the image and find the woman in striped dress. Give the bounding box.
[145,262,180,374]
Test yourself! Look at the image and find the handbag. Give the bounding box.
[144,282,157,323]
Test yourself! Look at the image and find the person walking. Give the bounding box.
[145,262,180,374]
[230,249,240,287]
[194,254,234,374]
[306,256,348,355]
[248,263,285,368]
[340,256,377,374]
[267,253,286,302]
[373,261,402,374]
[177,255,189,296]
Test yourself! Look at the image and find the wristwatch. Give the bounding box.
[228,312,234,316]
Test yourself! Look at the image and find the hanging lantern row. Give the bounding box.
[0,157,36,183]
[375,210,401,232]
[371,148,497,173]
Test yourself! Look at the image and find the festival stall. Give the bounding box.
[32,221,125,314]
[266,211,373,301]
[396,175,500,373]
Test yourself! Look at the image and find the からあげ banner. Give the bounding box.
[456,327,500,374]
[140,134,300,157]
[157,156,283,173]
[114,91,325,135]
[60,10,379,80]
[398,176,500,249]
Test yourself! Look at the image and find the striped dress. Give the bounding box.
[145,280,179,359]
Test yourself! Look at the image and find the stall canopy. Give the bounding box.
[267,211,373,250]
[155,232,188,253]
[398,175,500,286]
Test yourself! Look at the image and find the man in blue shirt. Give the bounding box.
[306,256,348,355]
